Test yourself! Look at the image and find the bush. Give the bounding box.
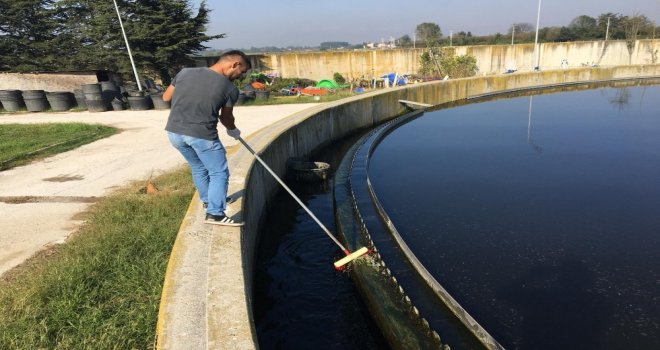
[267,77,316,93]
[333,72,346,84]
[419,47,478,78]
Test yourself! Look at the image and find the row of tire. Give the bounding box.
[0,82,170,113]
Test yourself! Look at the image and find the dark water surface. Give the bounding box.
[369,85,660,349]
[254,133,390,350]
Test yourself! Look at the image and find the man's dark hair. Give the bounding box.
[219,50,252,69]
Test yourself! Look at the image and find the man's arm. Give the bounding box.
[221,107,241,139]
[219,106,237,130]
[162,84,175,102]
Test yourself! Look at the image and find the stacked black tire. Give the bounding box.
[81,83,107,112]
[126,90,151,110]
[101,81,125,111]
[0,90,24,112]
[149,91,170,110]
[22,90,49,112]
[1,81,170,113]
[73,89,87,110]
[46,91,75,111]
[0,89,74,112]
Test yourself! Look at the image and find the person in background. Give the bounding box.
[163,50,250,226]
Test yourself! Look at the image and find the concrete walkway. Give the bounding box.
[0,104,318,276]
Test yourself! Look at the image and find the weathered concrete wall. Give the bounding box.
[0,72,100,91]
[256,40,660,80]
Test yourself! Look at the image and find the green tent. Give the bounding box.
[315,79,341,89]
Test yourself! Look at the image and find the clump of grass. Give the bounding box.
[0,123,117,170]
[0,166,195,349]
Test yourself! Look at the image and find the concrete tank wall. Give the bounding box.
[258,40,659,80]
[157,65,660,349]
[0,72,100,91]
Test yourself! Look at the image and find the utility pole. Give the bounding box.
[413,33,416,49]
[113,0,142,91]
[533,0,542,70]
[450,30,453,47]
[605,17,611,41]
[511,25,515,45]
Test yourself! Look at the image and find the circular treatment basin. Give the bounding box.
[368,83,660,349]
[254,80,660,349]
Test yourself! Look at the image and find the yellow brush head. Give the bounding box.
[333,247,370,269]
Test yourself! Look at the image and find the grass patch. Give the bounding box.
[0,166,195,349]
[0,123,117,171]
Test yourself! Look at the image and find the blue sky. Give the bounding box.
[198,0,660,49]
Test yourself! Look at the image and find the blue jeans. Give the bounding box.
[168,132,229,216]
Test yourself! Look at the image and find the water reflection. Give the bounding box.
[607,87,631,111]
[369,83,660,349]
[527,96,543,154]
[254,81,660,350]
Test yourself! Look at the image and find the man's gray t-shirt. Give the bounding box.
[165,67,239,140]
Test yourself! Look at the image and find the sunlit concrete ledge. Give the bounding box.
[155,64,660,349]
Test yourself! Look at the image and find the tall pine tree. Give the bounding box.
[1,0,224,84]
[119,0,224,84]
[0,0,60,71]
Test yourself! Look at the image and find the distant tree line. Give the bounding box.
[320,41,350,49]
[226,12,657,54]
[0,0,222,84]
[402,13,658,48]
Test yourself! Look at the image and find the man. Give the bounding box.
[163,50,250,226]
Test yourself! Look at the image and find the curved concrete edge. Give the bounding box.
[156,64,660,349]
[356,113,504,349]
[156,192,211,349]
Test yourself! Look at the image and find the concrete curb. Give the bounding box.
[156,192,209,349]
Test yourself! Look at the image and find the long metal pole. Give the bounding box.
[533,0,542,70]
[237,136,349,253]
[112,0,142,91]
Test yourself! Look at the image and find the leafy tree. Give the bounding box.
[0,0,60,71]
[509,22,534,34]
[596,13,626,39]
[627,14,654,38]
[1,0,223,84]
[452,31,473,46]
[623,14,653,59]
[568,15,597,39]
[320,41,350,49]
[556,27,576,42]
[333,72,346,84]
[61,0,224,84]
[506,23,535,44]
[416,22,442,46]
[491,33,506,44]
[541,27,562,42]
[119,0,224,84]
[398,34,412,47]
[52,0,126,73]
[419,47,477,78]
